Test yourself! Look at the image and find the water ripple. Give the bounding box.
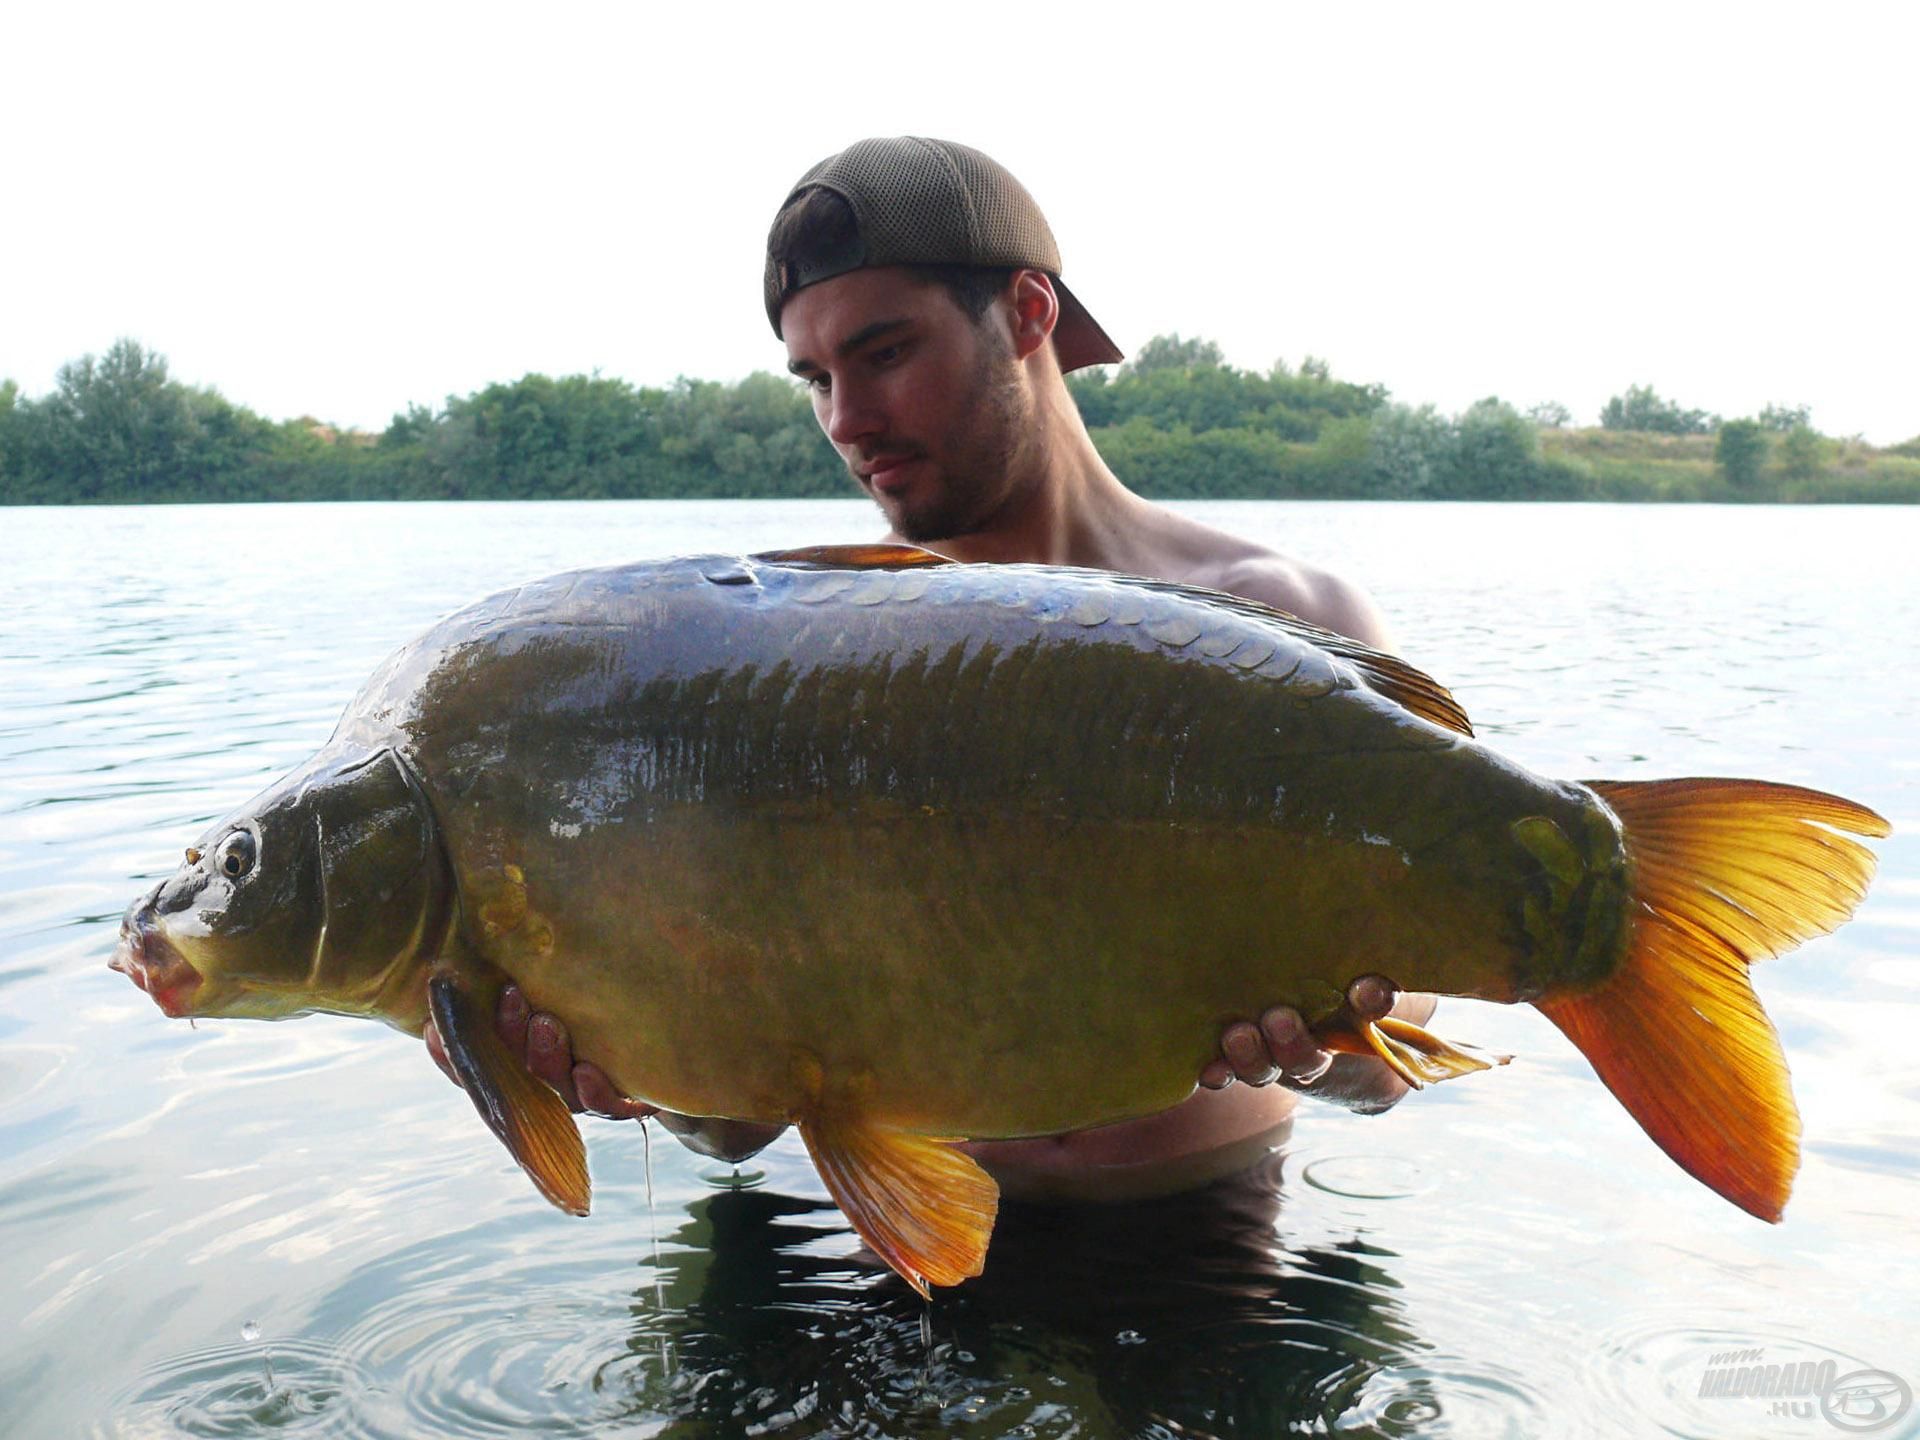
[92,1337,370,1439]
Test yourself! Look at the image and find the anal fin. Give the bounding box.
[429,971,591,1215]
[798,1112,999,1297]
[1325,1016,1511,1089]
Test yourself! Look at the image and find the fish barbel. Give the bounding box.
[110,544,1887,1293]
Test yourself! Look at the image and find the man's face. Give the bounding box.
[782,267,1030,544]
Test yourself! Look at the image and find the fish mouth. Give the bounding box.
[110,897,203,1018]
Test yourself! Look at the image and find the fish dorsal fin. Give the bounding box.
[1090,571,1475,738]
[429,970,591,1216]
[754,543,955,569]
[1294,626,1473,737]
[798,1111,999,1297]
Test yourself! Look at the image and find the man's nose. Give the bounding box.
[823,381,882,448]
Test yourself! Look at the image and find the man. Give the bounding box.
[428,136,1432,1202]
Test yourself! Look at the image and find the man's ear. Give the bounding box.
[1007,269,1060,361]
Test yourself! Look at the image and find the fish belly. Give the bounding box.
[548,802,1520,1136]
[440,717,1584,1140]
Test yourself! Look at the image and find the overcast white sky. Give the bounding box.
[4,2,1914,442]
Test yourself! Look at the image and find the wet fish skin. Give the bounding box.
[111,545,1888,1293]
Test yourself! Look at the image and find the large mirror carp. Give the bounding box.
[111,544,1887,1294]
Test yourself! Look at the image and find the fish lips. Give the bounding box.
[110,894,203,1018]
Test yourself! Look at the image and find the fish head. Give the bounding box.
[112,746,451,1026]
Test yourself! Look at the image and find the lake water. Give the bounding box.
[2,499,1915,1439]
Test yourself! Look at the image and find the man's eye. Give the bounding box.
[806,374,831,394]
[870,345,901,365]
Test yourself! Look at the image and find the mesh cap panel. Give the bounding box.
[763,136,1119,371]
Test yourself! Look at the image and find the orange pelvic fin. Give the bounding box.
[429,970,591,1216]
[798,1111,999,1298]
[1323,1015,1511,1089]
[1537,778,1888,1223]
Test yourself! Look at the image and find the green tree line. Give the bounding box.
[4,338,1917,505]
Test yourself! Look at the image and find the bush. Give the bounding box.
[1777,425,1825,483]
[1443,398,1541,499]
[1601,384,1716,435]
[1716,419,1769,489]
[1365,404,1452,497]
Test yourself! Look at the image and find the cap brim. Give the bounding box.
[1051,277,1124,372]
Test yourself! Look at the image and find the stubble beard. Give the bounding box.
[870,338,1032,546]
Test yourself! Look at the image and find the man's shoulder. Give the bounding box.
[1211,555,1383,637]
[1165,542,1393,651]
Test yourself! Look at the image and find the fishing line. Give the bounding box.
[640,1118,673,1372]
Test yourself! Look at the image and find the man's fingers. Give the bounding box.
[1199,1057,1235,1090]
[1258,1007,1335,1086]
[1220,1019,1281,1086]
[1256,1007,1312,1070]
[527,1013,582,1110]
[433,987,655,1122]
[574,1062,654,1121]
[1394,990,1439,1025]
[494,983,531,1053]
[1344,974,1397,1023]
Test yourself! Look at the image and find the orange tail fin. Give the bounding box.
[1534,778,1888,1222]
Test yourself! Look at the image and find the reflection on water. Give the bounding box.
[5,500,1919,1439]
[630,1157,1430,1438]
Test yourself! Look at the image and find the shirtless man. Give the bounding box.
[428,137,1433,1202]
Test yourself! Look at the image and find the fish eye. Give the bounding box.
[216,831,257,880]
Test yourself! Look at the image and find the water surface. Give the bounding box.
[2,499,1915,1438]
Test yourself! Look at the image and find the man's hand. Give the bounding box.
[423,982,655,1119]
[1198,975,1437,1113]
[422,984,792,1163]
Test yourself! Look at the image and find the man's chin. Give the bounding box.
[874,493,975,548]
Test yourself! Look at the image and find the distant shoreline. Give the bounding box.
[7,339,1916,506]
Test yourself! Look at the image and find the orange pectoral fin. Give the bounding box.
[429,970,591,1216]
[1324,1016,1511,1090]
[798,1113,999,1298]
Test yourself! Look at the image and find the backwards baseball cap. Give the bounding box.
[764,136,1124,373]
